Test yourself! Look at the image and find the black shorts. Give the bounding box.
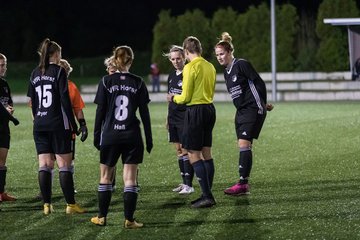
[168,123,184,143]
[100,142,144,167]
[34,130,73,155]
[235,108,266,141]
[0,132,10,149]
[182,104,216,151]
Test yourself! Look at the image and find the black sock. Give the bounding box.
[98,184,113,218]
[203,159,214,189]
[178,156,185,184]
[38,167,52,203]
[192,160,211,197]
[0,166,7,193]
[59,168,75,204]
[239,147,252,184]
[183,155,193,187]
[123,186,138,221]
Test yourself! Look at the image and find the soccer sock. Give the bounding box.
[0,166,7,193]
[192,160,211,197]
[123,186,138,222]
[239,147,253,184]
[204,159,215,189]
[183,154,194,187]
[59,167,75,204]
[38,167,52,203]
[178,155,186,184]
[98,184,113,218]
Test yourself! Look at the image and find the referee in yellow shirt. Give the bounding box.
[167,36,216,208]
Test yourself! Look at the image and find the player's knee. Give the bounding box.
[238,139,252,149]
[59,166,72,173]
[39,166,52,173]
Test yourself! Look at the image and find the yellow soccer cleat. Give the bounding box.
[91,216,106,226]
[65,203,86,214]
[124,219,143,229]
[43,203,54,215]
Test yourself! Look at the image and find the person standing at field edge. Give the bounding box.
[214,32,273,196]
[91,45,152,228]
[27,38,86,215]
[0,53,19,204]
[167,36,216,208]
[164,45,195,195]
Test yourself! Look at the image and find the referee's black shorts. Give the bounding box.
[33,130,72,155]
[182,104,216,151]
[235,107,266,141]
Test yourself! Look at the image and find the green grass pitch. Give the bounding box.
[1,101,360,239]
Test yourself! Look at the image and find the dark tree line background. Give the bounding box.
[152,0,359,73]
[0,0,359,78]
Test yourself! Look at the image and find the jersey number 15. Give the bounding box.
[35,84,53,108]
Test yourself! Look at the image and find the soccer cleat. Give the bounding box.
[91,216,106,226]
[124,219,144,229]
[179,185,194,195]
[43,203,54,215]
[224,183,250,196]
[191,196,216,208]
[190,195,203,204]
[172,183,185,192]
[0,192,17,201]
[65,203,86,214]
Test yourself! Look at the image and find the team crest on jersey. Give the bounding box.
[231,75,237,82]
[177,80,182,87]
[120,76,125,80]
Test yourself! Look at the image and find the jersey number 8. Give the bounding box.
[115,95,129,121]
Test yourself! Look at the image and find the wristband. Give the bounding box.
[171,95,175,102]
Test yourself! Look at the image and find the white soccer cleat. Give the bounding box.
[179,185,194,195]
[172,183,185,192]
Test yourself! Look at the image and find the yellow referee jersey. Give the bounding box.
[173,57,216,106]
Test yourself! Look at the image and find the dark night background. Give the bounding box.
[0,0,328,61]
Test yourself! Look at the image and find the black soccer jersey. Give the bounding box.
[94,72,151,146]
[0,77,13,133]
[224,58,267,114]
[27,64,76,132]
[167,70,186,125]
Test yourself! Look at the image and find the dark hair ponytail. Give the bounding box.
[38,38,61,74]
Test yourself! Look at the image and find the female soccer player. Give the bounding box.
[214,32,273,196]
[167,36,217,208]
[103,56,119,191]
[27,38,86,214]
[34,59,87,199]
[59,59,87,192]
[91,45,152,228]
[164,45,194,195]
[0,53,19,203]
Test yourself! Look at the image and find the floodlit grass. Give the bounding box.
[2,101,360,239]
